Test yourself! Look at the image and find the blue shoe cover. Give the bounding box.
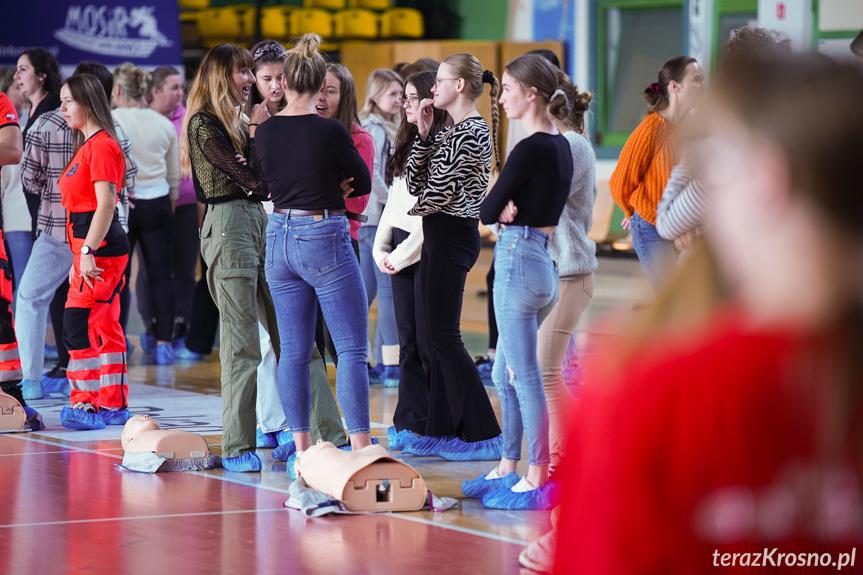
[100,409,133,426]
[60,406,106,430]
[368,364,385,383]
[480,479,561,510]
[256,428,277,448]
[286,452,300,479]
[337,437,379,451]
[41,373,70,396]
[153,343,175,365]
[461,470,519,498]
[272,440,297,461]
[438,435,503,461]
[275,430,293,446]
[44,344,58,362]
[476,362,494,381]
[381,366,400,388]
[401,435,454,456]
[140,332,156,355]
[125,339,136,357]
[174,344,204,361]
[387,426,420,451]
[23,406,44,432]
[222,452,262,472]
[21,379,43,401]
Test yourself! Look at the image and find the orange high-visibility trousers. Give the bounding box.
[64,226,129,410]
[0,231,23,395]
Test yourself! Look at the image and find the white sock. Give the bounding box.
[72,402,97,413]
[485,467,503,480]
[511,476,537,493]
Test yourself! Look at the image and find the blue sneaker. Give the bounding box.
[256,428,277,448]
[153,343,175,365]
[100,409,133,426]
[475,355,494,381]
[174,343,204,361]
[286,451,301,479]
[21,379,43,401]
[23,406,44,432]
[272,440,297,461]
[139,332,157,355]
[41,366,70,396]
[337,437,379,451]
[222,452,262,472]
[44,344,58,362]
[60,404,106,430]
[380,365,400,388]
[401,435,455,456]
[462,469,520,498]
[480,477,561,510]
[438,435,503,461]
[387,426,420,451]
[368,363,385,384]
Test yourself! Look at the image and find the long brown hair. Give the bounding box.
[386,70,452,186]
[441,53,501,171]
[326,63,361,135]
[180,44,254,178]
[644,55,697,115]
[245,39,288,118]
[62,74,128,188]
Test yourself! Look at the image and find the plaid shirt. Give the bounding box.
[21,110,137,243]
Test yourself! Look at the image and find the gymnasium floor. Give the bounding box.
[0,248,649,574]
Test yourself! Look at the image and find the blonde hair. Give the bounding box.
[441,53,501,171]
[359,68,403,141]
[283,33,327,95]
[180,44,254,178]
[112,62,150,105]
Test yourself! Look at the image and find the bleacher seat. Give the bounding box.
[290,8,334,38]
[179,0,210,9]
[334,9,379,39]
[348,0,391,9]
[261,6,295,39]
[303,0,346,9]
[197,5,256,48]
[380,8,423,39]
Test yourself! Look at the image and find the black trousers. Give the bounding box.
[184,256,220,355]
[48,280,70,368]
[390,227,431,434]
[421,213,500,442]
[486,256,498,350]
[126,196,176,342]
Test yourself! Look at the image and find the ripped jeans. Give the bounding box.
[491,226,559,466]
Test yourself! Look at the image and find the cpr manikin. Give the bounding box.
[0,389,40,432]
[119,414,217,472]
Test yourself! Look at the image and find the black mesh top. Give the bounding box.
[187,111,267,204]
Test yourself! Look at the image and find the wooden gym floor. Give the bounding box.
[1,248,648,574]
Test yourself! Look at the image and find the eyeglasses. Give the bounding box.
[400,95,420,106]
[434,77,459,87]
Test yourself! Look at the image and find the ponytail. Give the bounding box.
[484,69,501,172]
[283,33,327,95]
[550,70,592,134]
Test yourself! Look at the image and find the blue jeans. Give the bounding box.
[265,213,370,435]
[630,212,678,294]
[5,231,33,310]
[15,233,73,380]
[358,225,398,364]
[492,226,559,466]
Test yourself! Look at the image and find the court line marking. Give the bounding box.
[11,434,531,546]
[0,450,70,457]
[0,507,290,529]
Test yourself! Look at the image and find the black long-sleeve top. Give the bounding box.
[254,115,371,210]
[479,132,573,227]
[187,111,267,204]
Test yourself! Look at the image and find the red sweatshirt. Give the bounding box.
[347,124,373,241]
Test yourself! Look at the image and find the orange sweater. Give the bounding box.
[610,112,680,225]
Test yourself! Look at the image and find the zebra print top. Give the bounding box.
[406,116,491,219]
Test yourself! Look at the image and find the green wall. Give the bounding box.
[456,0,509,40]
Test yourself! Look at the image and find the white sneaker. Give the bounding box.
[511,476,538,493]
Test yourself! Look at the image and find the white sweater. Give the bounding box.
[113,107,179,201]
[373,177,423,271]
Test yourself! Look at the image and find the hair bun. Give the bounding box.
[482,70,495,84]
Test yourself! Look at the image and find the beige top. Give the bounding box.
[113,107,180,201]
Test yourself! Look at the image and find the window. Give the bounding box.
[595,0,684,148]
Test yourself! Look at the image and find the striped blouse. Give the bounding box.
[655,165,707,240]
[406,117,491,219]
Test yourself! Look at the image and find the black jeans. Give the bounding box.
[184,256,220,355]
[126,196,176,342]
[421,213,500,442]
[136,202,199,337]
[486,256,498,350]
[391,227,431,434]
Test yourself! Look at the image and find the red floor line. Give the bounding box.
[0,507,292,529]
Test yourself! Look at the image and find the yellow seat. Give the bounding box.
[348,0,391,9]
[179,0,209,10]
[303,0,346,9]
[334,9,379,40]
[380,8,423,39]
[261,6,295,39]
[197,5,256,41]
[290,8,334,38]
